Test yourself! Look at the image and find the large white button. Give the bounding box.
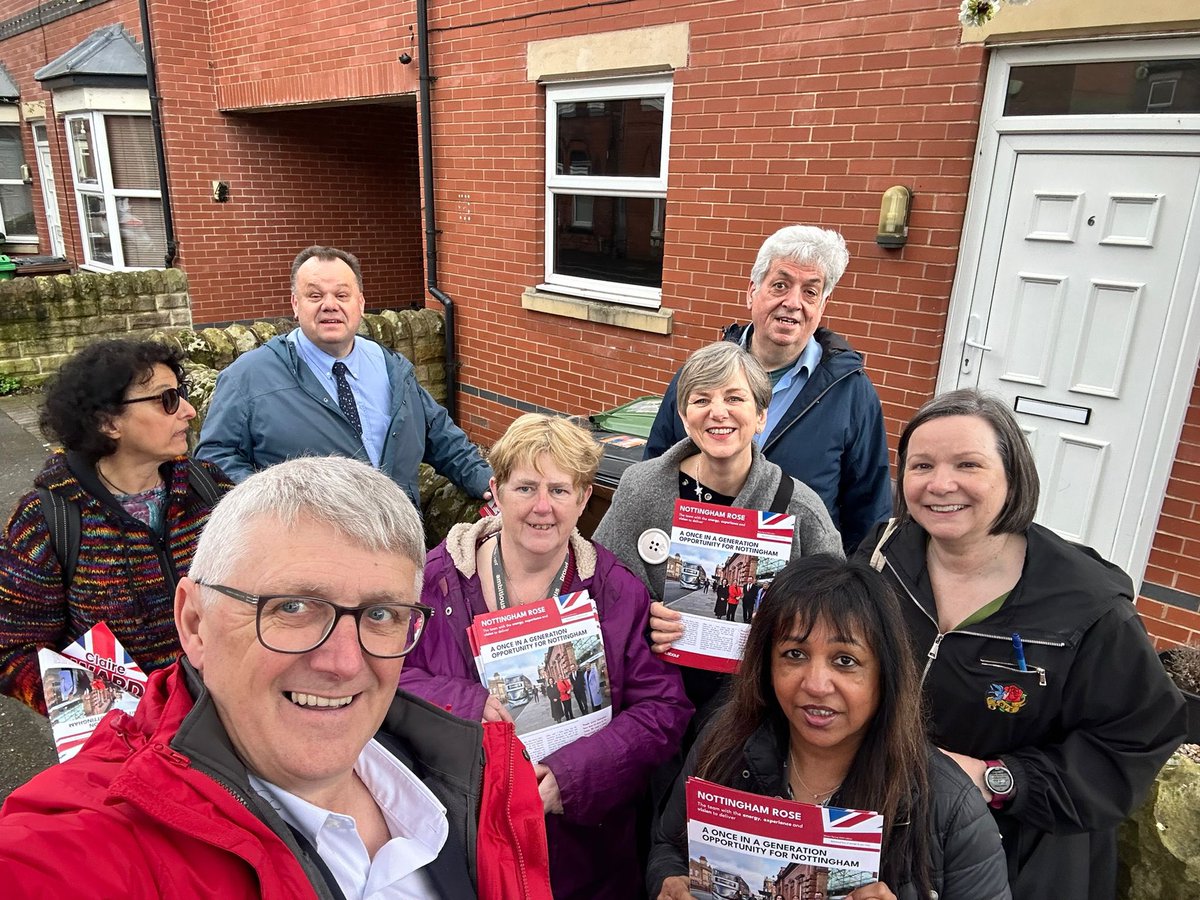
[637,528,671,565]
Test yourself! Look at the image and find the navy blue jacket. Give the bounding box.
[645,324,891,553]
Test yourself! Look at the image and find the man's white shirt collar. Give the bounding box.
[249,738,449,899]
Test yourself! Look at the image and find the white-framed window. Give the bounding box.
[64,111,165,270]
[0,124,36,243]
[543,75,672,309]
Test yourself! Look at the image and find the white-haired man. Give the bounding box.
[645,225,890,553]
[0,456,549,898]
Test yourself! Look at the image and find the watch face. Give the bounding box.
[985,766,1014,795]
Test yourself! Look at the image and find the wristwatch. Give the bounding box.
[984,759,1015,809]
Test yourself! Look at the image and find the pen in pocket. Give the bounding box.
[1012,632,1028,673]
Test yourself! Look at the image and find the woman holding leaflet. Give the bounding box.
[401,413,691,899]
[648,555,1011,900]
[594,341,842,724]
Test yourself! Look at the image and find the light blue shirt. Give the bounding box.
[292,330,391,467]
[741,330,823,445]
[249,739,448,900]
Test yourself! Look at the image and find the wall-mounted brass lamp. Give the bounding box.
[876,185,913,248]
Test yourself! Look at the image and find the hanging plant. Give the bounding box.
[960,0,1033,28]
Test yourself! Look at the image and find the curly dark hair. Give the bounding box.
[39,339,187,461]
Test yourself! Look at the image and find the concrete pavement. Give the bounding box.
[0,394,59,801]
[0,393,50,523]
[0,396,57,801]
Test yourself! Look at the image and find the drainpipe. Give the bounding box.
[137,0,178,268]
[416,0,458,422]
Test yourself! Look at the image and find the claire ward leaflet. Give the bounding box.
[38,622,147,762]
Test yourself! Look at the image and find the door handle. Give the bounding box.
[966,314,993,352]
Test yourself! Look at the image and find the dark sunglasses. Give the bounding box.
[118,383,189,415]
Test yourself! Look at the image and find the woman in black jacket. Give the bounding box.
[857,389,1184,900]
[648,555,1010,900]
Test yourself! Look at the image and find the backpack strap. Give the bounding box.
[36,463,223,590]
[769,473,795,515]
[868,517,900,572]
[36,487,81,587]
[186,461,224,506]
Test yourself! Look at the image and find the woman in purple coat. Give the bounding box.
[401,413,693,899]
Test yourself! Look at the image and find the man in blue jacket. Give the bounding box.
[197,246,491,507]
[644,226,890,553]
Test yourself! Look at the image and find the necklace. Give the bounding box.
[787,746,842,805]
[693,456,706,501]
[96,463,162,496]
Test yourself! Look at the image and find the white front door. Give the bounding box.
[952,131,1200,567]
[31,123,65,258]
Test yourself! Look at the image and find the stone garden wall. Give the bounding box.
[1119,748,1200,898]
[0,270,191,382]
[0,268,476,545]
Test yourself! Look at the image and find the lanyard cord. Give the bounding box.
[490,538,570,610]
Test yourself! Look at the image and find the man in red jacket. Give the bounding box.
[0,456,550,899]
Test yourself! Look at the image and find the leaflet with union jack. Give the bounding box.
[685,778,883,897]
[662,499,795,673]
[37,623,147,762]
[468,592,612,763]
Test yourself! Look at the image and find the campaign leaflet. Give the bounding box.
[468,591,612,764]
[37,622,147,762]
[662,499,794,673]
[686,778,883,899]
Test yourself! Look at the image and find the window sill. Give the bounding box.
[521,287,673,335]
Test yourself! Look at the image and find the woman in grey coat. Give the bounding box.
[594,342,842,721]
[595,341,842,602]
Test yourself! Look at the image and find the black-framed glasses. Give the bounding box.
[118,384,189,415]
[195,582,432,658]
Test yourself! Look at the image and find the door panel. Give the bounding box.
[960,144,1200,554]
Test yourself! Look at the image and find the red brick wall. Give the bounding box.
[1140,364,1200,649]
[205,0,418,110]
[423,0,985,446]
[149,0,425,322]
[162,103,425,323]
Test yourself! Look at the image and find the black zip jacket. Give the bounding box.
[858,519,1185,900]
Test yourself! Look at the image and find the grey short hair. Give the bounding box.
[290,246,364,291]
[678,342,772,415]
[895,389,1040,535]
[189,457,425,599]
[749,226,850,300]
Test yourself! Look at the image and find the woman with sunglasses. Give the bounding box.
[0,339,232,713]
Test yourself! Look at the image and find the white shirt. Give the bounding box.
[249,739,449,899]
